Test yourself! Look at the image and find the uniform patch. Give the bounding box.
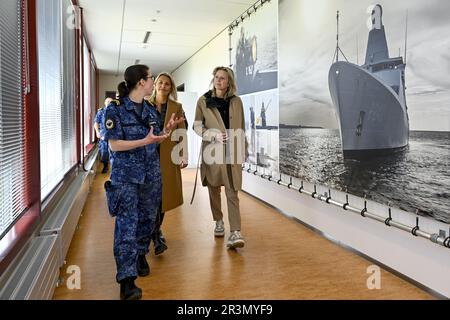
[106,118,115,130]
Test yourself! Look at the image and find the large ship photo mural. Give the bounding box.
[329,4,409,158]
[279,0,450,223]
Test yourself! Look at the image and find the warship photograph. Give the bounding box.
[279,0,450,224]
[329,4,409,158]
[230,0,278,96]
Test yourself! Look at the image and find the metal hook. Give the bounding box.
[361,200,367,217]
[287,177,292,189]
[277,174,282,185]
[311,185,317,198]
[298,181,304,193]
[343,194,349,210]
[412,216,420,236]
[385,207,392,226]
[326,189,332,203]
[445,228,450,248]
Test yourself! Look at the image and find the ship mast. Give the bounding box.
[404,10,408,64]
[332,10,348,63]
[336,10,339,62]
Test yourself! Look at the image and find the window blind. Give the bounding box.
[82,38,90,149]
[0,0,25,239]
[61,0,77,172]
[37,0,63,199]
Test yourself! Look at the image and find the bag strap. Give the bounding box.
[190,141,203,205]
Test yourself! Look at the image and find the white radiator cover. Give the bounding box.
[0,235,59,300]
[242,171,450,298]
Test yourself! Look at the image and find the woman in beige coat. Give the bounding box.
[193,66,248,249]
[147,72,187,255]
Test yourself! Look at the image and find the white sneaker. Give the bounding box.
[214,220,225,237]
[227,230,245,249]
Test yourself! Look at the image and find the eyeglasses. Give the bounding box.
[147,75,155,81]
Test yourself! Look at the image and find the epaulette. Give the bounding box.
[109,99,121,106]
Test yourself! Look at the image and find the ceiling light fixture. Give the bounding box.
[143,31,151,44]
[141,31,151,49]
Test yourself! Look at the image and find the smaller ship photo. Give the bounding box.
[328,4,410,158]
[234,27,278,95]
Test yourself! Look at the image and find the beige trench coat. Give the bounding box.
[151,99,187,212]
[193,93,248,191]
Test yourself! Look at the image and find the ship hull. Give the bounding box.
[329,61,409,157]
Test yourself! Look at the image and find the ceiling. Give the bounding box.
[78,0,257,76]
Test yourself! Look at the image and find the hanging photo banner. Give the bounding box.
[230,0,278,96]
[279,0,450,224]
[230,0,279,173]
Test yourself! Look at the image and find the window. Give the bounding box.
[37,0,78,199]
[62,0,77,173]
[82,39,91,150]
[37,0,63,199]
[0,0,26,239]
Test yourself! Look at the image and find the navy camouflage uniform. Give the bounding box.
[94,108,109,164]
[102,96,162,283]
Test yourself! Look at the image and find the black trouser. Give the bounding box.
[153,202,165,236]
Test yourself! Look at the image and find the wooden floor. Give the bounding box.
[52,167,433,300]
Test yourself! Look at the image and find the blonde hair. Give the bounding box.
[148,72,178,105]
[210,66,237,99]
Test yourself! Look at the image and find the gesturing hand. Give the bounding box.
[215,132,228,144]
[180,158,188,169]
[144,126,169,144]
[166,113,185,131]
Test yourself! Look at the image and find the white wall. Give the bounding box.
[98,73,122,107]
[243,172,450,298]
[172,30,229,95]
[172,29,230,169]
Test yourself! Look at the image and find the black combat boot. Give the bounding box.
[137,254,150,277]
[101,162,108,174]
[119,277,142,300]
[153,229,168,255]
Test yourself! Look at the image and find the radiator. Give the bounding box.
[0,235,59,299]
[40,170,91,266]
[0,149,98,300]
